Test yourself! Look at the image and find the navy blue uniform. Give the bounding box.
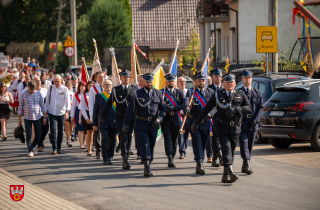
[124,88,165,162]
[161,88,185,158]
[100,84,138,155]
[239,87,263,160]
[93,92,116,162]
[184,88,215,160]
[194,89,251,165]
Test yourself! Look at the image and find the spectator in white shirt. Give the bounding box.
[48,69,55,84]
[41,73,51,89]
[80,81,95,156]
[34,76,49,152]
[64,80,74,147]
[45,75,71,154]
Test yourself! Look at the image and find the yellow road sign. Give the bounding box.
[64,36,75,47]
[256,26,277,53]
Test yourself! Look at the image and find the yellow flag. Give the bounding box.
[153,66,166,90]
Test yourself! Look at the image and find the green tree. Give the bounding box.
[181,31,200,64]
[83,0,132,59]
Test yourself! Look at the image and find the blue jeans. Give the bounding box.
[48,114,64,151]
[25,118,41,152]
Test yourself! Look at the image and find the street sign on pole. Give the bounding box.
[256,26,278,53]
[64,36,75,47]
[65,46,75,57]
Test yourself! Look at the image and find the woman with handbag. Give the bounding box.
[0,81,14,141]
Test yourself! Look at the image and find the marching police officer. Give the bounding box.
[100,70,138,169]
[207,68,223,167]
[161,73,185,168]
[191,73,251,183]
[123,73,165,177]
[239,70,263,174]
[184,72,215,175]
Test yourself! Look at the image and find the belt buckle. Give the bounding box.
[170,111,175,116]
[230,121,234,126]
[247,114,251,118]
[148,117,153,121]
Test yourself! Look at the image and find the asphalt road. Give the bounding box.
[1,114,320,210]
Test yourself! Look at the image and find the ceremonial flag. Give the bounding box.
[134,43,148,59]
[203,57,209,87]
[131,43,138,85]
[111,57,120,87]
[91,51,100,78]
[170,55,178,75]
[81,60,89,85]
[153,66,166,141]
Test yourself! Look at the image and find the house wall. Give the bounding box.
[215,0,320,62]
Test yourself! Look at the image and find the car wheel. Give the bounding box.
[310,124,320,151]
[254,131,267,144]
[268,138,293,149]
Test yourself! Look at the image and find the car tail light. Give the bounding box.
[263,101,268,112]
[290,101,314,112]
[290,134,297,139]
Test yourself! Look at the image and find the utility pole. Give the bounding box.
[274,0,278,73]
[53,0,62,71]
[268,0,273,73]
[70,0,77,66]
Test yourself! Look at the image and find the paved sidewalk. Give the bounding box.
[0,167,87,210]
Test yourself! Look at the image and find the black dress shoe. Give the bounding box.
[103,161,108,165]
[96,154,101,159]
[57,150,62,154]
[195,159,205,175]
[130,151,134,155]
[226,165,238,183]
[140,160,144,164]
[245,160,253,175]
[115,145,120,153]
[241,159,247,173]
[107,160,113,165]
[221,166,231,183]
[211,151,221,167]
[168,154,176,168]
[144,160,153,177]
[122,154,131,169]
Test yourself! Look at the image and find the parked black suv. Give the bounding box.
[235,72,310,143]
[259,79,320,151]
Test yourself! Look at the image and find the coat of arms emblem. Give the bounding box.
[10,185,24,201]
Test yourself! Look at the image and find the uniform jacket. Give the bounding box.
[100,84,138,126]
[241,87,263,131]
[161,88,185,127]
[184,87,215,131]
[93,93,116,129]
[195,89,251,134]
[208,84,222,124]
[124,88,166,131]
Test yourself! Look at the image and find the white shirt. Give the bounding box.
[244,86,252,94]
[48,77,54,83]
[9,80,19,92]
[214,83,221,90]
[71,93,82,118]
[122,84,129,90]
[80,93,90,120]
[89,82,103,122]
[45,85,70,116]
[17,81,26,95]
[225,90,234,97]
[44,80,52,89]
[197,87,205,93]
[37,87,47,116]
[71,84,78,93]
[144,88,152,97]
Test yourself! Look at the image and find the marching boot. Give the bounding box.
[144,160,153,177]
[241,159,247,173]
[195,159,205,175]
[122,154,131,169]
[211,151,220,167]
[245,160,253,175]
[221,166,231,183]
[168,154,176,168]
[218,150,223,166]
[226,165,238,183]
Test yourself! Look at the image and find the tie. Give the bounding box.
[247,88,250,97]
[124,86,127,95]
[200,89,203,95]
[101,85,103,92]
[73,87,76,92]
[229,92,232,101]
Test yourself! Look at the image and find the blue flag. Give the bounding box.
[203,59,209,87]
[171,55,178,75]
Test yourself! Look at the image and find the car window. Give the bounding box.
[236,81,243,89]
[258,82,266,95]
[185,81,194,89]
[269,88,308,103]
[252,81,258,88]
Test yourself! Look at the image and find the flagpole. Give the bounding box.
[92,38,102,71]
[152,59,164,74]
[169,40,179,73]
[109,47,121,85]
[200,48,211,73]
[132,36,138,84]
